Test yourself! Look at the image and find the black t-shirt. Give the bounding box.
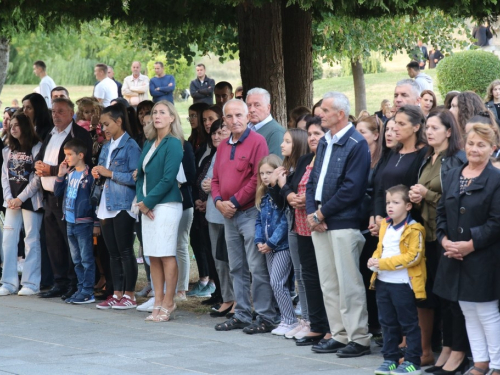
[381,150,418,192]
[8,149,34,211]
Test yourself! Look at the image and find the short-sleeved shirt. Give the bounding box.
[94,77,118,107]
[8,149,34,211]
[64,170,84,223]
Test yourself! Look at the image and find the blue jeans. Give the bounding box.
[1,208,43,293]
[376,279,422,365]
[67,222,95,295]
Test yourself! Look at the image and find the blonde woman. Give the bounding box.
[135,100,184,322]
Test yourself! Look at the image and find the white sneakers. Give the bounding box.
[0,286,14,296]
[0,286,39,296]
[284,319,311,339]
[272,321,301,336]
[18,287,38,296]
[136,297,155,312]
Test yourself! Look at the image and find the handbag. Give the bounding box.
[215,226,229,263]
[90,177,106,206]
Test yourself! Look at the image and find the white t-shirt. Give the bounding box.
[40,75,56,108]
[377,222,411,285]
[94,77,118,107]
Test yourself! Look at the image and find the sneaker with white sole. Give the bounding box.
[0,286,15,296]
[96,294,120,309]
[112,295,137,310]
[374,360,398,374]
[284,319,305,339]
[18,287,39,296]
[186,281,205,296]
[391,361,421,374]
[272,321,300,336]
[293,320,312,340]
[73,293,95,304]
[136,283,152,297]
[137,297,155,312]
[195,283,213,298]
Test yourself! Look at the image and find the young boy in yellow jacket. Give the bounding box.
[368,185,426,375]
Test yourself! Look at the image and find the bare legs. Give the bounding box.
[150,256,178,318]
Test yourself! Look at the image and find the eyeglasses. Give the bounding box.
[187,114,197,121]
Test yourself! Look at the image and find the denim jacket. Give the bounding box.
[54,165,99,226]
[255,192,289,252]
[98,132,141,210]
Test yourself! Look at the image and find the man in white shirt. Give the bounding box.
[122,61,150,106]
[35,98,93,300]
[305,92,372,357]
[33,60,56,108]
[93,64,118,108]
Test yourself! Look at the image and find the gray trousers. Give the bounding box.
[289,230,309,321]
[224,207,276,324]
[208,222,234,302]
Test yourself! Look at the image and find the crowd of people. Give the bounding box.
[1,59,500,375]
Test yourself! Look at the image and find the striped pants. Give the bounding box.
[266,250,297,325]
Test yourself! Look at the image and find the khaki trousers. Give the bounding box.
[312,228,371,346]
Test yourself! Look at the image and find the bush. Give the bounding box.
[437,50,500,98]
[339,55,386,77]
[313,59,323,80]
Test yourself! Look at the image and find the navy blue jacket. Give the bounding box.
[54,165,98,226]
[255,193,289,252]
[306,125,370,230]
[190,76,215,105]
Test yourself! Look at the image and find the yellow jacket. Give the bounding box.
[369,217,427,300]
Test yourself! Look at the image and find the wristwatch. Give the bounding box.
[313,213,321,224]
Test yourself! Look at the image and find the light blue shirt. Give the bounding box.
[248,114,273,132]
[314,123,353,202]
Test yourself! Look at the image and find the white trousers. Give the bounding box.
[459,300,500,369]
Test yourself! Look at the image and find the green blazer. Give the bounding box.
[136,135,183,209]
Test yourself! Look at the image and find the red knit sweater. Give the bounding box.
[212,128,269,211]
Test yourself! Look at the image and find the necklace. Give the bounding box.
[395,153,406,167]
[395,148,417,167]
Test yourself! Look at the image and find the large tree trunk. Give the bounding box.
[237,1,287,126]
[351,59,366,117]
[282,1,313,122]
[0,36,10,96]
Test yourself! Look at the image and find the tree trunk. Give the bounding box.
[351,59,366,117]
[282,1,313,122]
[237,1,287,126]
[0,36,10,96]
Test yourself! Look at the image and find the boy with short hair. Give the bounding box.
[368,185,426,375]
[54,138,99,304]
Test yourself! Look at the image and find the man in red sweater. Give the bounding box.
[211,99,277,333]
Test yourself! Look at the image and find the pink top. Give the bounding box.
[294,165,312,236]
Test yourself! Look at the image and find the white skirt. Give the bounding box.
[142,202,183,257]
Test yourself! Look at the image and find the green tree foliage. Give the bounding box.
[437,50,500,98]
[7,20,154,85]
[316,8,469,66]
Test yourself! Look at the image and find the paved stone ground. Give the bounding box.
[0,296,394,375]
